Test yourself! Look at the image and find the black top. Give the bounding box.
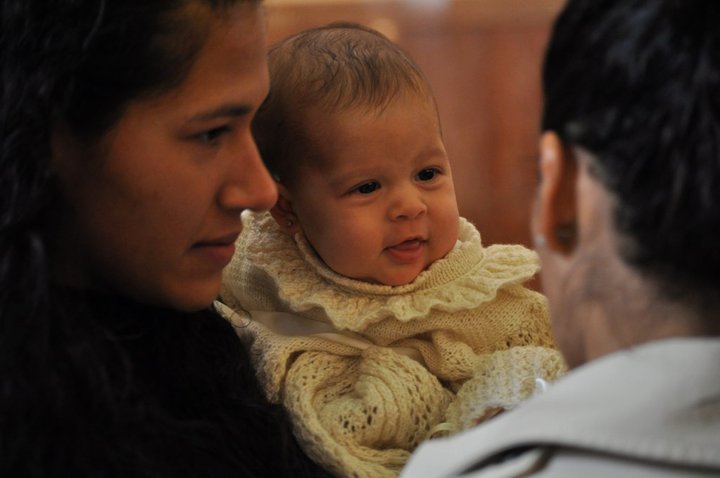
[2,288,331,477]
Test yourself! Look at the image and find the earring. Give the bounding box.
[286,219,294,228]
[533,234,547,248]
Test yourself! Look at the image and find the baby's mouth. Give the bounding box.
[390,239,424,250]
[385,238,426,262]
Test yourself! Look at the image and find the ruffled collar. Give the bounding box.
[241,212,539,332]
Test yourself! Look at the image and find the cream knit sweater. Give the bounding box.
[218,212,565,478]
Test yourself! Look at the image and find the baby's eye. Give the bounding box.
[416,168,440,182]
[352,181,381,194]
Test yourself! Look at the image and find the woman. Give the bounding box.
[0,1,331,476]
[401,0,720,476]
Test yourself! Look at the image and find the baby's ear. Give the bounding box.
[269,184,302,234]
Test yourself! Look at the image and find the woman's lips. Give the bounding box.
[192,233,239,267]
[385,239,426,263]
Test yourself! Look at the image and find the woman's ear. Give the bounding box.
[534,132,578,255]
[269,183,302,234]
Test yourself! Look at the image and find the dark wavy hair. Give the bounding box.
[1,0,212,317]
[542,0,720,310]
[0,1,330,476]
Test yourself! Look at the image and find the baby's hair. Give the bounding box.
[252,22,435,187]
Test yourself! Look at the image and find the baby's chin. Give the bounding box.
[357,264,430,287]
[337,248,452,286]
[378,273,422,287]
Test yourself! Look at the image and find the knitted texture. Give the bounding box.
[219,211,561,477]
[443,346,567,432]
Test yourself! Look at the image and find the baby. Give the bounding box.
[219,23,565,478]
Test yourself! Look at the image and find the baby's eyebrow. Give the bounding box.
[329,167,376,185]
[414,146,448,163]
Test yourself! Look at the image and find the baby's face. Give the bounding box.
[288,93,459,286]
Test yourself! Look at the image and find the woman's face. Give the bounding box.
[53,4,276,311]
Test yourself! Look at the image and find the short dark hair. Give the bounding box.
[542,0,720,306]
[252,22,435,187]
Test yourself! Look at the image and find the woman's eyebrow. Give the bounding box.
[187,104,252,122]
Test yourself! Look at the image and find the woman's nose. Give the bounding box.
[219,136,277,212]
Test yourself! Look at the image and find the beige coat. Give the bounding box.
[401,338,720,477]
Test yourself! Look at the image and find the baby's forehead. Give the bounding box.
[300,89,438,135]
[294,96,444,172]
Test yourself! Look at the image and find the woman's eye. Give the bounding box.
[417,168,439,182]
[353,181,380,194]
[198,126,230,144]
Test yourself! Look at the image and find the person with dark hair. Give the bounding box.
[218,22,564,477]
[400,0,720,476]
[0,1,333,476]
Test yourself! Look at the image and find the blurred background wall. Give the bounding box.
[263,0,565,249]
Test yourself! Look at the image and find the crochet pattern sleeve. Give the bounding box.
[217,213,565,477]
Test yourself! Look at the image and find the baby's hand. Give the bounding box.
[471,406,506,426]
[444,346,567,432]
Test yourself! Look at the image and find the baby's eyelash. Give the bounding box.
[416,167,441,181]
[351,181,381,195]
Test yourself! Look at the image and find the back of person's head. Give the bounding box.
[542,0,720,310]
[253,22,434,187]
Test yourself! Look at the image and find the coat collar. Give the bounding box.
[403,338,720,476]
